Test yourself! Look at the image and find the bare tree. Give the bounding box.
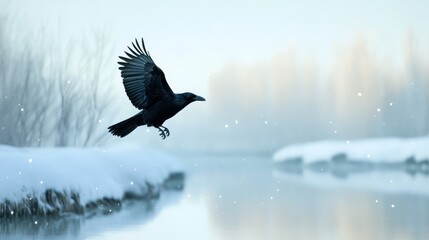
[0,15,115,147]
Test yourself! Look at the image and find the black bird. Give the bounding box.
[108,38,205,139]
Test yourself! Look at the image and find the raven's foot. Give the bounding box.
[157,128,166,139]
[161,126,170,137]
[156,127,169,139]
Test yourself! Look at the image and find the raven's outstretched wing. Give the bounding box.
[118,38,174,110]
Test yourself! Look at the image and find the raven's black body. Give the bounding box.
[108,38,205,139]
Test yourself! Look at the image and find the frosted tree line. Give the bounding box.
[208,35,429,147]
[0,16,114,147]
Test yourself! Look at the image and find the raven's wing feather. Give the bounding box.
[118,38,174,110]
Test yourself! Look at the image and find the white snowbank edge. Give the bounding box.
[273,137,429,163]
[0,144,184,206]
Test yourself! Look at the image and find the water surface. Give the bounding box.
[2,154,428,240]
[91,154,429,240]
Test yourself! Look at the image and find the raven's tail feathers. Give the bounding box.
[108,114,142,138]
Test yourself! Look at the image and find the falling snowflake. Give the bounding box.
[224,124,229,128]
[357,92,362,97]
[28,158,33,163]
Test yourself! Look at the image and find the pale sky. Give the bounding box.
[2,0,429,147]
[3,0,429,97]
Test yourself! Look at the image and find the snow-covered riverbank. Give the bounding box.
[273,137,429,196]
[274,137,429,164]
[0,144,184,219]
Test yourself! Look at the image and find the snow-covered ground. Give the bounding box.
[273,137,429,196]
[273,137,429,163]
[0,144,184,219]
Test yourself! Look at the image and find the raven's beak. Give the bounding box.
[194,95,206,101]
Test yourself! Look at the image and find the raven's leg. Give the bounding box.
[156,127,166,139]
[160,126,170,136]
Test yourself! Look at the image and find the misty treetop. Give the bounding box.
[0,18,114,147]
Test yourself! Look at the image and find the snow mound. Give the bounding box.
[273,137,429,196]
[273,137,429,163]
[0,145,184,219]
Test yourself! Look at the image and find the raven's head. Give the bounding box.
[179,92,206,104]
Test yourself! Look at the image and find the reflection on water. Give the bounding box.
[93,154,428,240]
[2,154,429,240]
[0,191,182,240]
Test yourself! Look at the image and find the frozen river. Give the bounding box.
[2,154,429,240]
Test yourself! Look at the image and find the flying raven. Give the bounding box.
[108,38,205,139]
